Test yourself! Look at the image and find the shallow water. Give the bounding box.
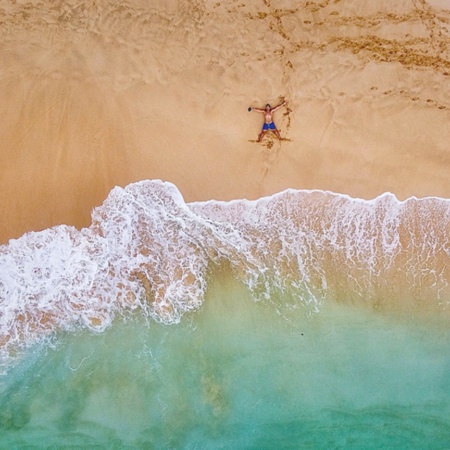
[2,181,450,447]
[1,275,449,449]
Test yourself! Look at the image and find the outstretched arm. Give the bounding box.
[248,107,265,112]
[271,101,286,112]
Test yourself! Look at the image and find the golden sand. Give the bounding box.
[1,0,450,243]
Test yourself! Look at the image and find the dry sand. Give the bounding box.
[1,0,450,243]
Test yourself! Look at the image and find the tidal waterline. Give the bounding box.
[1,275,450,449]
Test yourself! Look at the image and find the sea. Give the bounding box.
[1,179,449,448]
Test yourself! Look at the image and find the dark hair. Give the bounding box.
[265,103,271,108]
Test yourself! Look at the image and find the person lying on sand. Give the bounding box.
[248,101,286,142]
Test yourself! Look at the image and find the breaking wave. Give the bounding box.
[1,179,450,361]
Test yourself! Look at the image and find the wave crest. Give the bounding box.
[1,180,450,359]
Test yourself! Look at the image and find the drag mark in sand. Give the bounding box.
[244,0,450,78]
[333,34,450,74]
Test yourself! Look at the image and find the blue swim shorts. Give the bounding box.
[262,122,276,131]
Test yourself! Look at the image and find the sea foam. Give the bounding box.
[1,180,450,361]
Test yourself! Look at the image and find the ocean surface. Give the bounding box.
[1,180,450,448]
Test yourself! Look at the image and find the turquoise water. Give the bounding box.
[1,276,449,449]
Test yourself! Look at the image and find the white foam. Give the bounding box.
[1,179,450,361]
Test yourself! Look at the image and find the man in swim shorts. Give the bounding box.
[248,100,286,142]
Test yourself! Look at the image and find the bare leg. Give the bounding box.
[257,131,266,142]
[274,129,282,140]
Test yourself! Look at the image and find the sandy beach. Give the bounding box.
[2,3,450,445]
[1,0,450,243]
